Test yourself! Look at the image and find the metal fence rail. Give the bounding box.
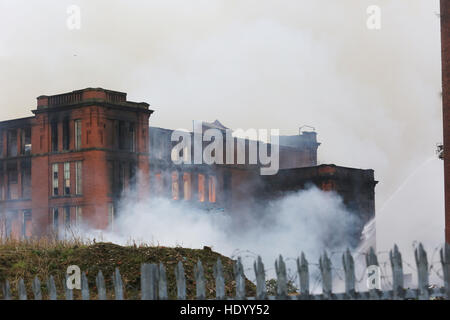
[2,243,449,300]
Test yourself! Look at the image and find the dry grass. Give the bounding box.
[0,238,256,300]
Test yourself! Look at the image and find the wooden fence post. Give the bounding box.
[64,274,73,300]
[96,270,107,300]
[3,280,11,300]
[81,272,90,300]
[141,263,158,300]
[195,260,206,300]
[365,247,381,299]
[47,276,57,300]
[18,278,27,300]
[32,276,42,300]
[159,263,168,300]
[213,258,225,300]
[414,243,429,300]
[389,244,405,299]
[342,249,356,299]
[440,243,450,300]
[275,255,288,299]
[297,252,309,299]
[113,268,124,300]
[233,257,246,300]
[175,261,186,300]
[319,251,332,299]
[253,256,266,300]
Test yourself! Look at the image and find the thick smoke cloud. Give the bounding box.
[0,0,445,285]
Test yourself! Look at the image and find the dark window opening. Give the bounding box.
[53,208,59,232]
[21,127,31,155]
[63,119,70,151]
[64,207,71,229]
[21,159,31,199]
[51,122,58,152]
[7,129,17,157]
[7,161,18,200]
[22,210,32,239]
[119,121,126,150]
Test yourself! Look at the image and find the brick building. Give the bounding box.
[440,0,450,243]
[0,87,377,246]
[0,88,152,238]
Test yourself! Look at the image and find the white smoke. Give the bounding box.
[80,186,360,291]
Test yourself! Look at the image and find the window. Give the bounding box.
[63,119,70,151]
[119,121,126,150]
[75,161,82,195]
[7,162,18,200]
[183,173,191,200]
[52,163,59,196]
[22,210,32,239]
[108,203,115,231]
[21,127,31,155]
[198,174,205,202]
[107,161,114,194]
[64,162,70,195]
[119,163,125,194]
[64,207,71,229]
[172,171,179,200]
[208,176,216,203]
[0,130,3,157]
[129,123,136,152]
[21,159,31,199]
[7,129,18,157]
[53,208,59,232]
[51,122,58,152]
[75,120,82,150]
[129,162,136,191]
[75,206,83,226]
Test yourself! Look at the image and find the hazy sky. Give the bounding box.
[0,0,445,242]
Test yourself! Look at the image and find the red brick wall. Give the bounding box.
[441,0,450,243]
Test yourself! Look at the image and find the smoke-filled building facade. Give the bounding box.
[0,88,377,246]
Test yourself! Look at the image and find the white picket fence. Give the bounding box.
[2,243,450,300]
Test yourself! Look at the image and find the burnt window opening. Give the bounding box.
[7,161,18,200]
[75,161,82,195]
[108,203,115,231]
[172,171,179,200]
[208,176,216,203]
[63,119,70,151]
[51,122,58,152]
[129,162,137,191]
[21,127,31,155]
[129,123,136,152]
[7,129,18,157]
[183,173,192,200]
[118,162,125,194]
[52,163,59,196]
[119,121,126,150]
[21,159,31,199]
[198,174,205,202]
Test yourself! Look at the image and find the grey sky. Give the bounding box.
[0,1,445,247]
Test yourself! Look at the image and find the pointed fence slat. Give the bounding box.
[275,255,288,300]
[18,278,27,300]
[389,244,405,299]
[3,280,11,300]
[440,243,450,299]
[141,264,159,300]
[297,252,309,299]
[213,258,225,300]
[96,270,107,300]
[254,256,266,300]
[81,272,90,300]
[342,249,356,298]
[47,276,57,300]
[175,261,186,300]
[319,252,332,299]
[415,243,429,300]
[194,260,206,300]
[32,276,42,300]
[64,275,73,300]
[113,268,124,300]
[365,247,381,299]
[158,263,168,300]
[233,257,246,300]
